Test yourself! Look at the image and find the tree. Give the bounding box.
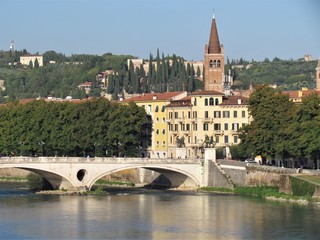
[287,93,320,167]
[239,86,295,161]
[34,58,39,68]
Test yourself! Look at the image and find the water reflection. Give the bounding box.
[0,184,320,239]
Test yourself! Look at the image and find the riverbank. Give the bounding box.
[200,186,320,206]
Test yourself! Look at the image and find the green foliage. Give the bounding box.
[199,187,233,193]
[290,176,316,197]
[232,58,317,91]
[0,98,147,157]
[95,179,135,187]
[234,186,279,197]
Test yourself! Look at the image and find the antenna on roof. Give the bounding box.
[212,8,215,18]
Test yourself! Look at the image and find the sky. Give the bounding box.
[0,0,319,61]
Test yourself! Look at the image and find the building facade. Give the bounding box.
[20,55,43,67]
[166,91,250,159]
[123,92,187,158]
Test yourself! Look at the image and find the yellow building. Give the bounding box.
[20,54,43,67]
[123,91,187,158]
[166,91,250,159]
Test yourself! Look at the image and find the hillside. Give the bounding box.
[230,58,317,91]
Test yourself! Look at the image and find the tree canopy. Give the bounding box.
[0,98,147,157]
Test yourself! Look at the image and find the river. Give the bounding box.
[0,182,319,240]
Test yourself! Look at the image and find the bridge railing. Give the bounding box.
[0,156,203,164]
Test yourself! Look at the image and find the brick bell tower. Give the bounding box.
[204,14,224,92]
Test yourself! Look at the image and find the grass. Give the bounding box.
[293,175,320,186]
[200,187,234,193]
[0,176,27,182]
[94,179,135,187]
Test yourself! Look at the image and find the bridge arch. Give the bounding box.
[0,166,75,190]
[89,164,200,190]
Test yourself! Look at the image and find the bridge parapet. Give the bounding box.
[0,157,203,164]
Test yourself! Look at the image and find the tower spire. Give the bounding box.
[208,15,221,54]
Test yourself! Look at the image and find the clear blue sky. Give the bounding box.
[1,0,319,61]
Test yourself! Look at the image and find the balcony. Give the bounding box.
[213,130,224,135]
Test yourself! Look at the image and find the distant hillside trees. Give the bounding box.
[0,99,147,157]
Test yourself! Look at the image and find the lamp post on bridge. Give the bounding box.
[38,141,45,156]
[18,141,24,156]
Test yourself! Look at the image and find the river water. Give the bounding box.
[0,183,319,240]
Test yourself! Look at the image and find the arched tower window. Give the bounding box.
[209,60,213,68]
[217,60,221,68]
[209,97,214,106]
[205,98,208,106]
[213,60,217,68]
[215,98,219,105]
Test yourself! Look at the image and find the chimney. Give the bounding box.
[237,99,242,105]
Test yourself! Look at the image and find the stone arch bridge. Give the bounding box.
[0,156,233,191]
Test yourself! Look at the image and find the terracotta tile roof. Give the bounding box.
[166,96,192,107]
[220,95,249,106]
[189,90,223,96]
[208,17,221,54]
[123,91,186,102]
[283,90,320,99]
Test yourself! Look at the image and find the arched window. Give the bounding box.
[213,60,217,68]
[215,98,219,105]
[204,98,208,106]
[217,60,221,68]
[209,97,214,106]
[209,60,213,68]
[193,98,197,106]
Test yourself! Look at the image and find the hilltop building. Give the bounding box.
[20,54,43,67]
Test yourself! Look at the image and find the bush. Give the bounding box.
[290,176,316,197]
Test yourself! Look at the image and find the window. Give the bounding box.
[203,123,209,131]
[174,112,178,118]
[217,60,221,68]
[242,111,246,118]
[188,136,191,143]
[193,111,197,118]
[169,112,173,119]
[233,111,238,118]
[224,135,229,144]
[205,98,208,106]
[215,98,219,105]
[188,111,191,118]
[181,124,185,131]
[156,141,159,147]
[215,136,219,143]
[234,136,238,144]
[156,129,159,135]
[175,124,178,131]
[186,124,190,131]
[205,111,209,118]
[232,123,239,131]
[161,106,165,112]
[155,106,159,112]
[194,123,198,131]
[162,141,166,146]
[170,136,172,144]
[214,123,221,130]
[209,97,214,106]
[193,98,197,106]
[223,111,230,118]
[224,123,228,131]
[156,118,159,123]
[214,111,221,118]
[209,60,213,67]
[162,117,165,123]
[162,129,165,134]
[169,124,172,131]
